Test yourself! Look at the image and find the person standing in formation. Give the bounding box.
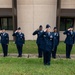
[0,29,9,57]
[52,27,59,59]
[41,24,54,65]
[33,25,44,58]
[12,27,25,57]
[63,26,75,59]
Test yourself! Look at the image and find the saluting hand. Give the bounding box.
[68,28,71,31]
[15,30,18,33]
[44,29,47,32]
[0,30,2,33]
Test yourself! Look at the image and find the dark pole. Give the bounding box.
[12,0,17,32]
[56,0,61,31]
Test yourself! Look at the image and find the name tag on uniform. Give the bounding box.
[44,35,46,37]
[50,38,52,40]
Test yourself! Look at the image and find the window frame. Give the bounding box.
[60,17,74,31]
[0,17,13,30]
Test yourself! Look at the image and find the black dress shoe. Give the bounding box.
[44,63,50,66]
[3,55,7,57]
[38,56,42,58]
[52,57,56,59]
[18,55,22,57]
[46,63,50,65]
[66,57,71,59]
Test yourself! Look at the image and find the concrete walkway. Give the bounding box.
[0,53,75,59]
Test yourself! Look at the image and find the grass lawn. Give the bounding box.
[0,41,75,75]
[0,57,75,75]
[0,40,75,54]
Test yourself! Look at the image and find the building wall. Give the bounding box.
[1,0,75,41]
[0,0,13,40]
[17,0,57,40]
[6,31,13,40]
[60,0,75,41]
[59,31,66,41]
[61,0,75,9]
[0,0,12,8]
[60,19,75,41]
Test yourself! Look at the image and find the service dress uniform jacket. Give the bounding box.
[63,30,75,58]
[52,32,59,58]
[12,32,25,57]
[0,32,9,57]
[33,30,44,57]
[41,31,54,65]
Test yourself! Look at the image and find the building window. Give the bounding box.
[60,18,74,31]
[0,17,13,30]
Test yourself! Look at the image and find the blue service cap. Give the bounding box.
[54,27,57,29]
[17,27,21,30]
[46,24,51,28]
[39,25,42,28]
[69,26,73,28]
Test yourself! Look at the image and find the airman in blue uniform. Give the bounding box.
[52,27,59,58]
[41,24,54,65]
[33,25,44,58]
[63,26,75,59]
[12,27,25,57]
[0,29,9,57]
